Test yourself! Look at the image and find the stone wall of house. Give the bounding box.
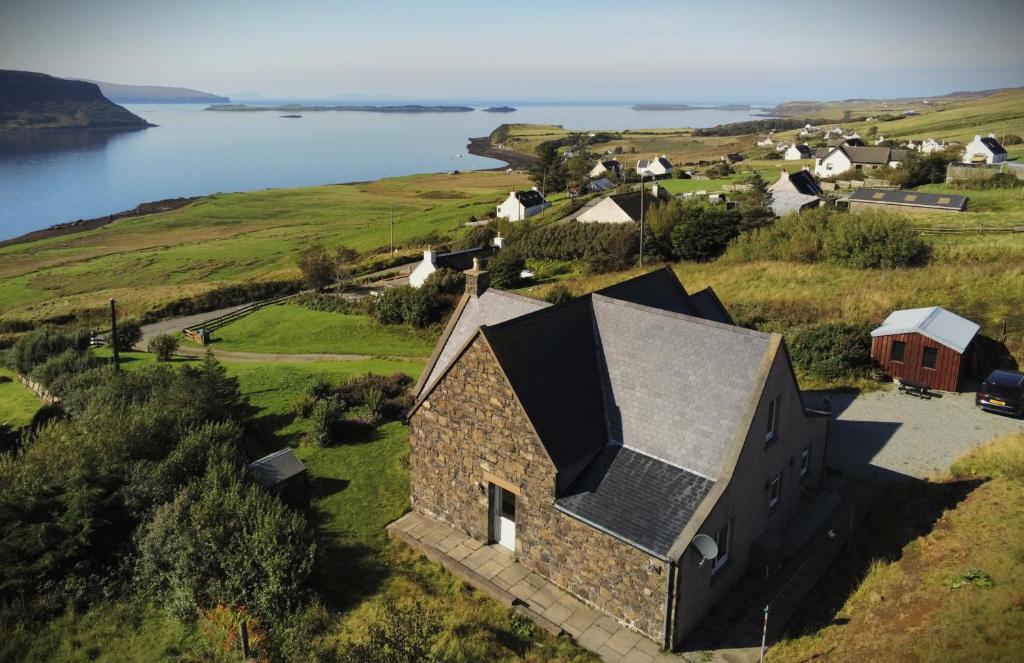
[409,335,668,641]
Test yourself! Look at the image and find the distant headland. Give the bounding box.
[0,69,153,131]
[206,103,474,113]
[482,106,517,113]
[631,103,751,111]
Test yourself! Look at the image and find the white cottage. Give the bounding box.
[919,138,947,154]
[496,189,551,221]
[577,186,669,224]
[769,170,822,217]
[814,145,907,177]
[784,144,814,161]
[637,155,673,177]
[962,134,1007,165]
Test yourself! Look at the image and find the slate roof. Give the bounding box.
[602,159,621,170]
[603,190,665,222]
[789,169,822,196]
[981,136,1007,155]
[555,446,715,557]
[435,246,497,272]
[791,144,814,158]
[247,449,306,488]
[871,306,979,354]
[515,190,548,208]
[848,188,966,211]
[655,156,673,169]
[689,287,735,325]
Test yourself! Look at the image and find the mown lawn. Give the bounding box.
[206,305,435,358]
[0,367,41,427]
[770,432,1024,662]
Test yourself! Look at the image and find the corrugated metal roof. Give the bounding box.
[849,188,966,210]
[871,306,979,353]
[247,449,306,488]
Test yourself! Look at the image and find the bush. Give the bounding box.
[371,286,449,328]
[337,600,442,663]
[671,207,742,261]
[488,250,525,288]
[977,173,1022,190]
[113,319,142,352]
[29,348,102,392]
[309,400,342,447]
[544,285,573,305]
[1002,134,1022,145]
[823,213,930,268]
[147,333,179,362]
[9,327,91,374]
[297,245,336,290]
[704,162,734,178]
[454,226,497,251]
[787,323,873,381]
[511,223,638,262]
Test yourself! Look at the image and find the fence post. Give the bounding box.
[239,619,251,658]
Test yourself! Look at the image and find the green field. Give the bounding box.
[0,367,42,427]
[204,305,435,358]
[0,170,529,323]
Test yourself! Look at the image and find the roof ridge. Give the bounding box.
[591,293,773,341]
[619,443,717,481]
[483,288,550,307]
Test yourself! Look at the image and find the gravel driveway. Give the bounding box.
[821,387,1023,482]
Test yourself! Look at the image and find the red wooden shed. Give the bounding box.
[870,307,979,392]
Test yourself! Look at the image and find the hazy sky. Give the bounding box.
[2,0,1022,103]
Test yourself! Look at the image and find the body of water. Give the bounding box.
[0,103,767,240]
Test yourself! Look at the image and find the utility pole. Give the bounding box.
[109,298,120,371]
[639,174,646,267]
[390,206,395,254]
[759,605,769,663]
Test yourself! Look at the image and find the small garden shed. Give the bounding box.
[870,306,979,392]
[247,448,308,506]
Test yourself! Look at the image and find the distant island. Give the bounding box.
[70,79,229,104]
[482,106,517,113]
[632,103,752,111]
[0,69,152,131]
[206,103,474,113]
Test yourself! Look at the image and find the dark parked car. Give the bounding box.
[976,369,1024,417]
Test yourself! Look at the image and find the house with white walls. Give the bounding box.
[636,155,673,177]
[962,134,1007,165]
[590,159,622,178]
[814,145,908,177]
[919,138,947,154]
[784,144,814,160]
[577,185,670,224]
[496,189,551,221]
[769,169,823,216]
[409,236,504,288]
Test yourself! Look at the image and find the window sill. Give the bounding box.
[710,559,731,582]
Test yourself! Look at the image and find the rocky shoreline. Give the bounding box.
[466,136,537,170]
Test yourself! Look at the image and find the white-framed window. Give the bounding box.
[713,519,732,573]
[768,473,781,511]
[766,397,779,442]
[800,446,811,478]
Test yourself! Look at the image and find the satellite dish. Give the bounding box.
[691,534,719,566]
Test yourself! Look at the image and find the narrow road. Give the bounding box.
[134,304,251,350]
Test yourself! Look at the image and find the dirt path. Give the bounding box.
[134,304,252,350]
[177,348,389,363]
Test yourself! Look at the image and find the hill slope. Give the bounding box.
[75,78,229,103]
[0,69,152,130]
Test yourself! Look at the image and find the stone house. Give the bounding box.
[406,266,830,649]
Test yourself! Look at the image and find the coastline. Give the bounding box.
[466,136,537,170]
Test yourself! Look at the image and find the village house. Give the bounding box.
[405,266,830,648]
[846,188,966,215]
[870,306,979,392]
[409,238,501,288]
[637,155,673,178]
[784,144,814,160]
[769,169,823,217]
[757,135,775,147]
[590,159,622,178]
[814,145,908,177]
[584,176,615,193]
[962,133,1007,164]
[919,138,947,154]
[496,189,551,221]
[721,152,744,164]
[576,186,670,224]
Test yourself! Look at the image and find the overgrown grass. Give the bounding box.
[770,431,1024,662]
[205,305,435,357]
[0,367,41,427]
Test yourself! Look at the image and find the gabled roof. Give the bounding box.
[788,169,822,196]
[636,159,651,169]
[980,136,1007,155]
[655,156,672,169]
[603,190,665,222]
[790,144,814,157]
[247,449,306,488]
[849,188,966,211]
[602,159,621,169]
[515,189,548,208]
[871,306,979,353]
[434,245,496,272]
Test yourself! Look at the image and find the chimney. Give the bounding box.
[423,248,437,264]
[464,256,489,297]
[974,134,982,142]
[989,133,997,139]
[532,186,539,192]
[492,232,505,250]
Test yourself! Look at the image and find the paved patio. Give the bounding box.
[388,511,678,663]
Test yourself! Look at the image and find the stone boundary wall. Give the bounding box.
[17,373,58,404]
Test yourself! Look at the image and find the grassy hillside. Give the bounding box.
[204,305,435,357]
[0,170,528,323]
[770,432,1024,662]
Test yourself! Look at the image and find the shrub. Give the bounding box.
[823,214,930,268]
[371,288,407,325]
[977,173,1022,190]
[544,285,573,305]
[671,207,742,261]
[454,226,497,251]
[371,286,449,328]
[787,323,873,381]
[487,250,525,288]
[726,210,831,263]
[113,319,142,352]
[1002,134,1022,145]
[309,400,342,447]
[29,348,102,392]
[147,333,179,362]
[297,245,335,290]
[292,393,318,418]
[704,162,734,178]
[9,327,91,374]
[511,223,638,261]
[337,600,442,663]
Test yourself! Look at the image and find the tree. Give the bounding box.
[297,245,335,290]
[736,173,774,230]
[566,149,596,189]
[671,207,742,261]
[147,333,179,362]
[487,250,525,288]
[528,141,568,193]
[114,319,142,352]
[333,245,360,286]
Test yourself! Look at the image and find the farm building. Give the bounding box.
[846,188,966,215]
[247,448,309,506]
[406,266,830,648]
[962,134,1007,165]
[870,307,980,392]
[496,189,551,221]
